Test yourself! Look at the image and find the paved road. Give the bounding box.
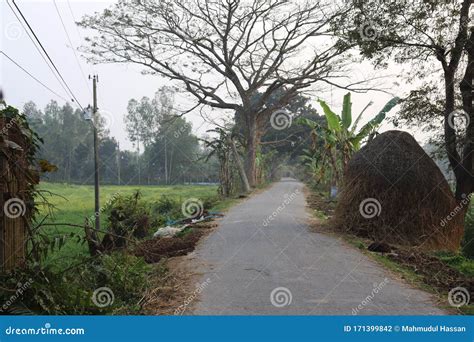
[190,178,446,315]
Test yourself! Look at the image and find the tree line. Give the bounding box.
[22,93,219,185]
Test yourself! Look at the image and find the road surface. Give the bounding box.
[189,178,446,315]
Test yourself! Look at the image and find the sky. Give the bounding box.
[1,0,419,151]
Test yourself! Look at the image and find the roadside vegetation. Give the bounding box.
[2,0,474,316]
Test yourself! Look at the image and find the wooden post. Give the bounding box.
[0,117,28,270]
[92,75,100,232]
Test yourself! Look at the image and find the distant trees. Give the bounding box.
[23,98,217,185]
[79,0,363,187]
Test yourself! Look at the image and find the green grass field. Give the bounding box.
[37,182,220,267]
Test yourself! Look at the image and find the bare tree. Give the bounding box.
[80,0,360,186]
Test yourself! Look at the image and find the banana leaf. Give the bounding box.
[341,92,352,129]
[353,97,400,145]
[318,99,341,132]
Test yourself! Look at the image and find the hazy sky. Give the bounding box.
[1,0,418,151]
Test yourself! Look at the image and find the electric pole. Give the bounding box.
[92,75,100,231]
[117,141,121,185]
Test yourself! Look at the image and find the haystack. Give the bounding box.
[334,130,463,251]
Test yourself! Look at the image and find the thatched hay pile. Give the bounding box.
[334,130,463,251]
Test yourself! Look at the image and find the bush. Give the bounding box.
[106,191,151,242]
[98,252,151,309]
[0,252,151,315]
[0,264,91,315]
[150,196,181,226]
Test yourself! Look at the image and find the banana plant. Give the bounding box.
[297,93,399,186]
[318,93,400,168]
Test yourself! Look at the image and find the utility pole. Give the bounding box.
[117,141,121,185]
[92,75,100,231]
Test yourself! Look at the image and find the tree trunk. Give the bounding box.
[245,117,258,187]
[229,138,251,193]
[444,70,464,199]
[457,28,474,198]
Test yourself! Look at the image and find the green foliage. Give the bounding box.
[150,195,182,226]
[298,93,399,186]
[341,93,352,129]
[434,251,474,278]
[106,191,150,241]
[0,252,151,315]
[37,183,219,267]
[318,99,341,132]
[98,252,151,311]
[23,97,219,185]
[1,183,228,315]
[318,93,399,151]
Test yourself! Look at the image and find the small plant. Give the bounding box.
[150,196,181,226]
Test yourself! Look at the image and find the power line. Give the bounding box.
[0,51,69,102]
[66,0,95,76]
[10,0,85,111]
[6,0,72,104]
[53,0,91,93]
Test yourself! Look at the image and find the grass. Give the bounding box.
[36,182,223,267]
[435,251,474,278]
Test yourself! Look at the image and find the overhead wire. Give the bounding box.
[0,51,69,102]
[6,0,73,104]
[53,0,91,93]
[10,0,85,111]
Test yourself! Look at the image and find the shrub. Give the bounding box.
[106,191,151,242]
[98,252,151,307]
[0,252,151,315]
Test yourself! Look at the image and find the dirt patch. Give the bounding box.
[138,220,219,314]
[134,230,204,263]
[134,221,218,263]
[140,257,195,315]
